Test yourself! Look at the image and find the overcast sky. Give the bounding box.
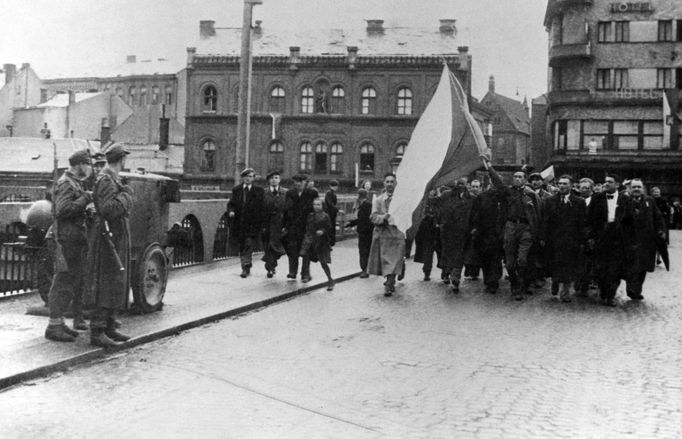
[1,0,548,100]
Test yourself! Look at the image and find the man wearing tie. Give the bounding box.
[587,174,629,306]
[228,168,265,278]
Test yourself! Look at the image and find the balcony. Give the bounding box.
[548,43,593,66]
[544,0,593,27]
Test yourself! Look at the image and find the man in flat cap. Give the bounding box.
[261,170,287,277]
[282,173,318,281]
[228,168,265,278]
[44,149,93,342]
[90,143,134,347]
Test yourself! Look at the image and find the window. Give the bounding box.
[657,69,673,89]
[314,142,328,173]
[129,86,137,105]
[330,143,343,173]
[360,143,375,172]
[200,139,216,172]
[613,121,638,150]
[582,120,609,151]
[598,21,612,42]
[361,87,377,115]
[678,20,682,41]
[597,69,611,90]
[391,142,407,171]
[165,85,173,105]
[151,85,160,104]
[301,87,314,113]
[615,21,629,42]
[299,142,313,171]
[140,86,147,105]
[658,20,673,42]
[269,141,284,171]
[643,121,664,150]
[397,87,413,115]
[270,86,286,113]
[115,87,123,98]
[330,86,345,113]
[202,85,217,112]
[553,120,568,151]
[614,69,628,89]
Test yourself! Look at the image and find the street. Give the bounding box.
[1,235,682,438]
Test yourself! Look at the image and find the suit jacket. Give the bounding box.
[282,187,318,243]
[587,191,629,241]
[227,184,265,241]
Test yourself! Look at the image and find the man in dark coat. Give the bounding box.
[528,172,552,289]
[282,174,318,281]
[228,168,265,278]
[541,175,587,303]
[621,179,666,300]
[414,189,442,281]
[261,170,287,278]
[484,158,542,300]
[651,187,670,246]
[44,149,93,342]
[345,189,374,277]
[470,181,505,294]
[90,144,133,347]
[438,178,475,293]
[575,178,596,296]
[324,180,339,246]
[587,173,629,306]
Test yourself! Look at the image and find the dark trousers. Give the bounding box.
[239,236,255,269]
[90,307,119,331]
[480,249,503,290]
[626,271,647,298]
[464,264,480,278]
[503,221,533,292]
[358,232,372,272]
[286,238,310,277]
[596,225,623,300]
[48,240,86,322]
[575,251,596,293]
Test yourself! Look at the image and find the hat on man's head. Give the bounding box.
[329,179,339,187]
[240,167,256,178]
[68,149,91,166]
[292,173,308,182]
[265,169,281,180]
[104,143,130,162]
[91,152,106,165]
[528,172,543,182]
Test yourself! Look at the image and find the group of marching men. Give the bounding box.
[405,157,668,305]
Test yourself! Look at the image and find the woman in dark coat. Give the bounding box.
[300,198,334,290]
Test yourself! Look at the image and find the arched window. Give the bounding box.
[330,143,343,174]
[391,142,407,172]
[301,87,314,114]
[270,86,286,113]
[129,86,137,105]
[397,87,413,115]
[330,86,345,114]
[361,87,377,115]
[200,139,216,172]
[314,142,328,173]
[165,85,173,105]
[202,85,218,112]
[360,143,375,172]
[300,142,313,171]
[269,141,285,172]
[151,85,160,104]
[140,86,148,105]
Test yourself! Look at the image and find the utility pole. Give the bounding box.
[235,0,262,183]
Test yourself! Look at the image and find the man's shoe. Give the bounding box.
[450,284,460,294]
[629,294,644,301]
[301,276,311,283]
[486,287,498,294]
[602,297,616,307]
[327,280,335,291]
[90,332,122,348]
[45,325,76,342]
[287,273,296,279]
[359,271,369,278]
[266,270,274,278]
[60,324,79,337]
[105,328,131,342]
[423,275,431,281]
[73,317,88,331]
[240,269,249,278]
[397,263,406,281]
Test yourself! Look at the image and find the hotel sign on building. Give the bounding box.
[609,2,654,13]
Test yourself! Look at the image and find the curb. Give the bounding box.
[0,271,360,391]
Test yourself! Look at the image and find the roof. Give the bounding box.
[195,26,460,57]
[0,138,98,174]
[43,57,185,81]
[37,92,102,108]
[122,144,184,175]
[111,107,185,145]
[483,92,530,135]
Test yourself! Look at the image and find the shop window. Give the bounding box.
[582,120,609,150]
[397,87,413,115]
[299,142,313,171]
[301,87,314,114]
[361,87,377,115]
[360,143,375,172]
[642,121,664,150]
[613,121,638,150]
[554,120,568,151]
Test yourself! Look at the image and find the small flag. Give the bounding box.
[540,165,555,181]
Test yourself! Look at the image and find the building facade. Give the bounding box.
[543,0,682,193]
[0,63,43,138]
[183,19,485,189]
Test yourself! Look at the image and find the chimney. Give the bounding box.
[100,118,111,145]
[186,47,196,66]
[347,46,358,70]
[366,19,384,35]
[489,75,495,94]
[3,64,16,85]
[21,62,30,70]
[68,90,76,105]
[439,19,457,36]
[126,55,136,64]
[289,46,301,71]
[159,104,170,150]
[253,20,262,36]
[200,20,216,38]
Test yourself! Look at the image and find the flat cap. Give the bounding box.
[265,169,280,180]
[528,172,543,181]
[240,167,256,177]
[91,152,106,164]
[68,149,91,166]
[292,173,309,182]
[329,179,339,186]
[104,143,130,162]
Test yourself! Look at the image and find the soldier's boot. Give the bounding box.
[60,323,79,337]
[45,324,76,342]
[90,329,122,348]
[105,328,131,342]
[73,316,88,331]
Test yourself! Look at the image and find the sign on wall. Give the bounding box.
[609,2,653,13]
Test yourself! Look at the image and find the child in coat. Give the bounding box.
[301,198,334,290]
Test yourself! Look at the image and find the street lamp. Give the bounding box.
[235,0,262,184]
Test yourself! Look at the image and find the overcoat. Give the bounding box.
[542,193,587,282]
[92,168,133,309]
[438,190,474,270]
[587,191,630,279]
[227,184,265,245]
[282,187,318,248]
[261,187,288,258]
[300,211,332,264]
[470,188,504,260]
[621,195,666,274]
[414,195,441,266]
[368,191,405,276]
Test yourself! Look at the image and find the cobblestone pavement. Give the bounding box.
[1,234,682,438]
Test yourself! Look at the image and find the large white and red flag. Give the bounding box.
[388,64,490,237]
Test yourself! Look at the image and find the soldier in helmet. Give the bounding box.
[44,149,93,342]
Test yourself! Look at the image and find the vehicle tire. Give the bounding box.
[132,242,168,313]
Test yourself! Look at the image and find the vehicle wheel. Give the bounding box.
[132,243,168,313]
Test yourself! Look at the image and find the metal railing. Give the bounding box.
[172,215,205,268]
[212,214,229,260]
[0,243,40,297]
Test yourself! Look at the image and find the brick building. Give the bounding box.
[182,19,490,189]
[541,0,682,193]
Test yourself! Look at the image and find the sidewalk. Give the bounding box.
[0,239,362,390]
